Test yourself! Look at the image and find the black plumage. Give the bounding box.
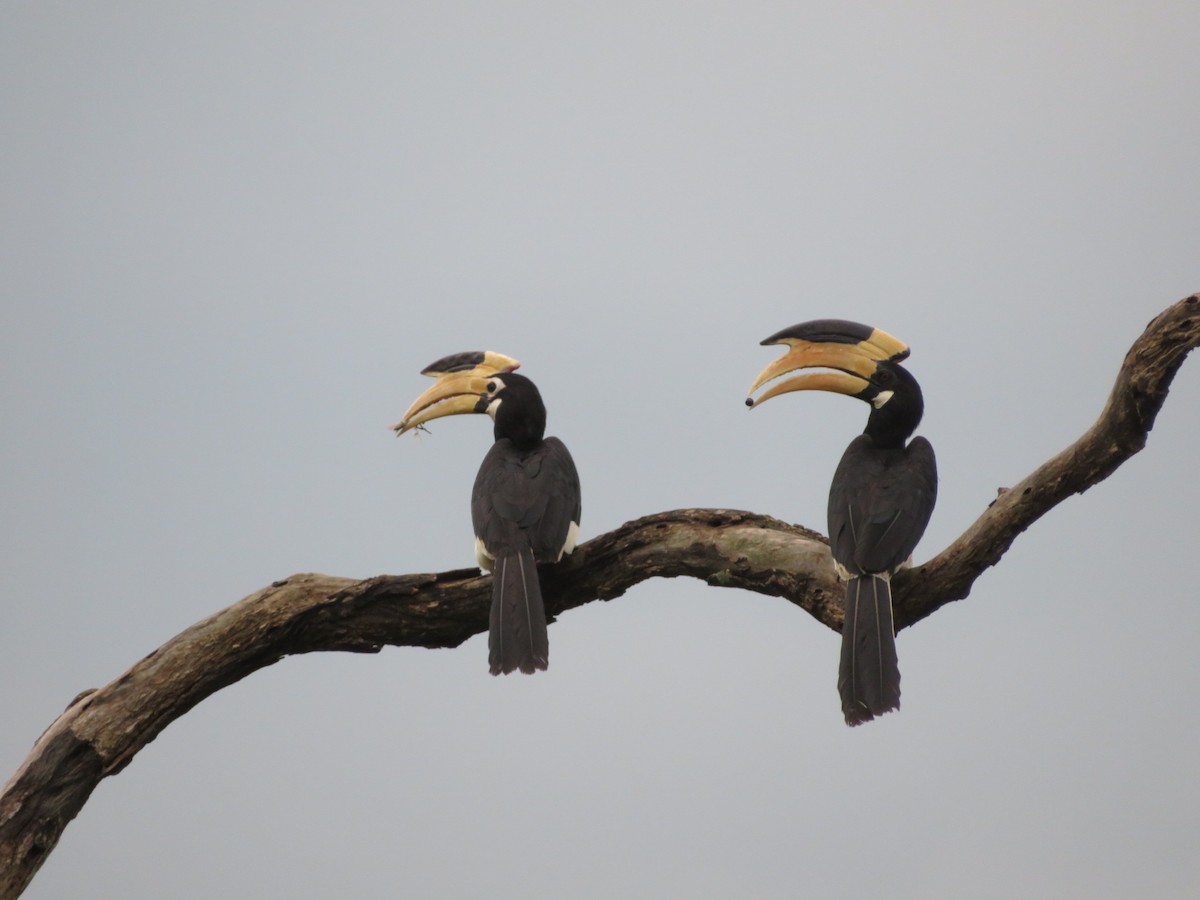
[393,355,580,676]
[471,373,581,674]
[828,363,936,724]
[747,322,937,725]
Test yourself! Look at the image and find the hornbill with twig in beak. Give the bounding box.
[393,351,581,675]
[747,321,937,725]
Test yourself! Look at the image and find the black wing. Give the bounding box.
[471,436,581,563]
[828,435,937,576]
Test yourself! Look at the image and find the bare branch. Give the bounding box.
[1,294,1196,898]
[893,293,1200,627]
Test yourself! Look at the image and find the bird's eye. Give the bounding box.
[876,368,896,385]
[487,380,498,393]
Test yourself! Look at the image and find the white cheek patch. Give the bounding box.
[484,396,502,420]
[871,389,895,409]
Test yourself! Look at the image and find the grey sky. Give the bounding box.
[2,3,1198,898]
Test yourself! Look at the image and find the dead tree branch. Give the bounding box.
[1,293,1196,898]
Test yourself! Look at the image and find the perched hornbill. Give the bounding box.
[746,321,937,725]
[393,351,581,675]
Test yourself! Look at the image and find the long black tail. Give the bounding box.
[838,574,900,726]
[488,547,549,675]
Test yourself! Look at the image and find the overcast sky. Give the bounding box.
[3,3,1198,898]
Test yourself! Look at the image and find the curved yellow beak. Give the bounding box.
[746,322,909,408]
[392,350,519,435]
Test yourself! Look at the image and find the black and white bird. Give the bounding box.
[394,351,581,675]
[747,321,937,725]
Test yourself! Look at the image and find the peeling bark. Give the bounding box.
[1,294,1196,898]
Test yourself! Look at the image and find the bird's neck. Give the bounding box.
[863,412,917,450]
[863,385,923,450]
[494,413,545,452]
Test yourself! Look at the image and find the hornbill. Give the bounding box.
[746,321,937,726]
[393,351,581,675]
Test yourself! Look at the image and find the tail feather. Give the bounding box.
[838,574,900,726]
[488,548,549,675]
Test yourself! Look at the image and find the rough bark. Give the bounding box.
[1,294,1197,898]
